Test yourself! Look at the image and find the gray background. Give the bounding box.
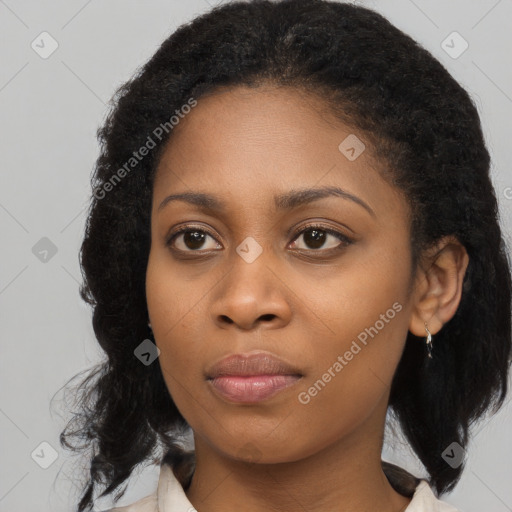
[1,0,511,511]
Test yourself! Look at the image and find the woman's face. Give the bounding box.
[146,84,417,463]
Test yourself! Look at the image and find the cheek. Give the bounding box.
[150,318,210,430]
[145,250,209,407]
[289,302,409,458]
[292,244,412,420]
[146,246,213,341]
[293,234,411,353]
[296,303,408,414]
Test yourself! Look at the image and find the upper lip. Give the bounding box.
[206,351,302,378]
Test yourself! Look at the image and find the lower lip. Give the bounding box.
[208,374,301,403]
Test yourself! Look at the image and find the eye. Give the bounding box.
[289,224,353,252]
[166,226,221,252]
[166,223,354,254]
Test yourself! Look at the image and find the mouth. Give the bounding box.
[206,352,303,403]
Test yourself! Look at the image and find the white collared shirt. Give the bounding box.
[108,462,460,512]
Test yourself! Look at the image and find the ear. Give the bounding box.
[409,236,469,337]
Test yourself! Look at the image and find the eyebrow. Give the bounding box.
[157,185,375,218]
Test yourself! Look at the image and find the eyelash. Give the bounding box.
[165,223,354,255]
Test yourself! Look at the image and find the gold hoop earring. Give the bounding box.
[424,322,433,359]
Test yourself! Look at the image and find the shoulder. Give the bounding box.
[406,480,460,511]
[105,461,191,511]
[107,492,158,512]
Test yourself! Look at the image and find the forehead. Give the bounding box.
[152,84,408,222]
[157,83,351,156]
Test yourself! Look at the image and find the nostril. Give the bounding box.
[259,314,275,321]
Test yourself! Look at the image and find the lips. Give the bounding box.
[207,352,302,378]
[206,352,303,403]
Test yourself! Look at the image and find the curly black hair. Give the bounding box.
[57,0,512,510]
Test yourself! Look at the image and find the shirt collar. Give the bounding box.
[156,461,196,511]
[156,461,457,512]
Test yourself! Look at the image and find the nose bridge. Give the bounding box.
[228,237,278,304]
[211,238,291,329]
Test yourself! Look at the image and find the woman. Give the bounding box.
[60,1,512,511]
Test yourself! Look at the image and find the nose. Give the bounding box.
[210,255,292,331]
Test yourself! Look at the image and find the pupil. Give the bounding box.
[184,231,205,249]
[305,228,325,249]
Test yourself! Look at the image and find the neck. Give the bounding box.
[185,401,412,512]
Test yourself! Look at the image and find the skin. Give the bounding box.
[145,83,469,512]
